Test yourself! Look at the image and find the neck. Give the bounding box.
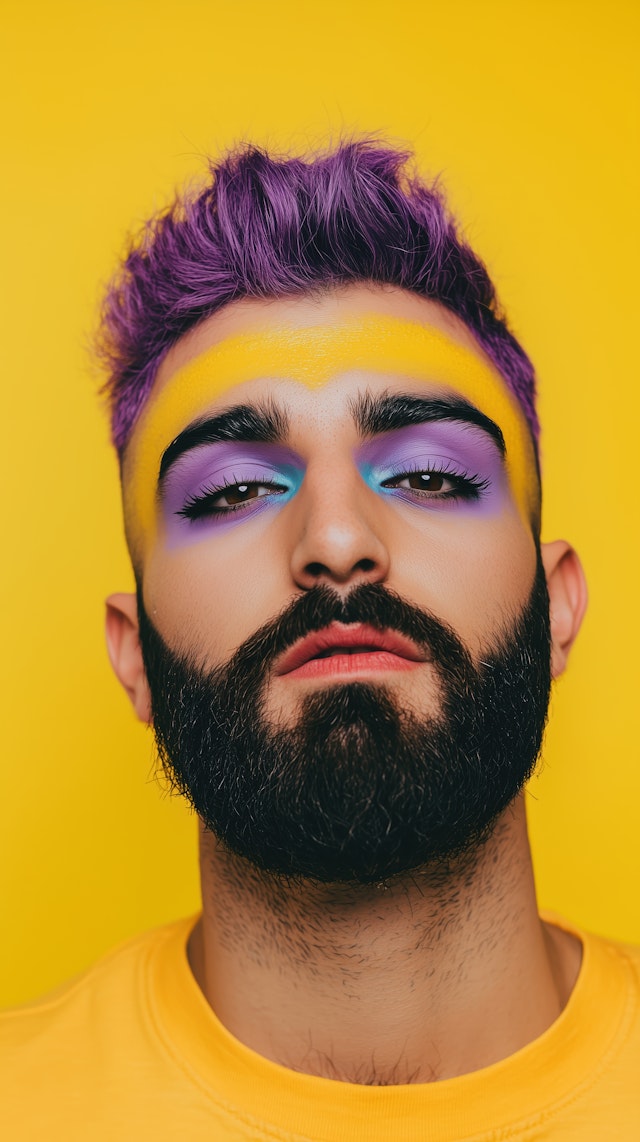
[188,796,581,1084]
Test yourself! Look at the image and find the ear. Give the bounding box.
[105,592,152,723]
[540,540,588,679]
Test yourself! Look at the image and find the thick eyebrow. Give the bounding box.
[158,402,290,482]
[158,390,506,485]
[351,392,506,455]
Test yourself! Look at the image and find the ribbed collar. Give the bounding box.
[145,912,634,1141]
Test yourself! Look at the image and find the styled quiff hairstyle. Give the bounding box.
[98,139,539,456]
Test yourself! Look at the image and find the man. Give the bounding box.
[2,140,638,1139]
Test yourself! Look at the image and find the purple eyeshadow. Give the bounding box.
[160,441,304,547]
[158,419,508,550]
[357,421,507,515]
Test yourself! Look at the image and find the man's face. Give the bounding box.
[121,285,546,882]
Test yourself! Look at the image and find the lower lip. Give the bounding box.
[282,651,421,680]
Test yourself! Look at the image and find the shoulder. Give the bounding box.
[545,909,640,973]
[543,911,640,1057]
[568,918,640,977]
[595,928,640,995]
[0,915,196,1057]
[0,916,209,1138]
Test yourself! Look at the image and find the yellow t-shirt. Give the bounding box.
[1,913,639,1140]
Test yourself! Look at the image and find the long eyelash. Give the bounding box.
[177,473,284,520]
[384,460,490,497]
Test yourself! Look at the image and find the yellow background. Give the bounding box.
[1,0,638,1008]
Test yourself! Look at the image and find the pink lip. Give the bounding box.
[275,622,428,679]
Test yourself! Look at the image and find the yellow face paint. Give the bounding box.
[124,316,537,551]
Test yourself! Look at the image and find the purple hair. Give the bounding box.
[98,140,539,455]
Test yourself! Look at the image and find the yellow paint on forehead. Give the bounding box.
[125,316,537,548]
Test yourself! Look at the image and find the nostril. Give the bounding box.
[304,557,378,579]
[305,558,377,579]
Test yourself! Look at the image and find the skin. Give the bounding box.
[107,283,588,1084]
[123,310,537,557]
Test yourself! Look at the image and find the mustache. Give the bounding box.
[200,582,475,690]
[135,560,552,883]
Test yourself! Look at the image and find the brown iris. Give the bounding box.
[382,472,446,492]
[222,483,260,505]
[405,472,444,490]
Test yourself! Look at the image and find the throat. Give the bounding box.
[193,806,568,1084]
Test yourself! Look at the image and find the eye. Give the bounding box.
[383,471,450,493]
[217,482,273,506]
[378,463,490,502]
[178,480,287,520]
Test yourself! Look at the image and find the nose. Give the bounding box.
[289,463,391,591]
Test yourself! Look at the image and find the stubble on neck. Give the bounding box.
[187,795,580,1085]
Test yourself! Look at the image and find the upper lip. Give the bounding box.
[275,622,429,676]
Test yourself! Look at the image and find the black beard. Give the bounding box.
[137,558,552,885]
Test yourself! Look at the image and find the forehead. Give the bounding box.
[157,287,487,376]
[123,290,537,546]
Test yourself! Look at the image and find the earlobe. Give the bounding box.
[540,541,588,679]
[105,592,152,723]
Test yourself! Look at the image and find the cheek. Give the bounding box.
[389,509,538,656]
[141,518,292,665]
